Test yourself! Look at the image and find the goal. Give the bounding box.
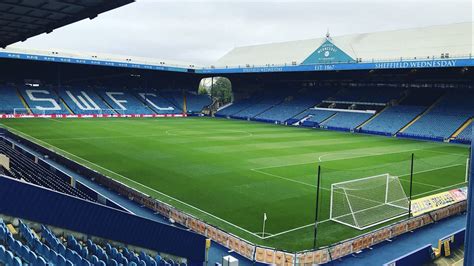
[13,108,45,115]
[99,109,126,115]
[330,174,409,230]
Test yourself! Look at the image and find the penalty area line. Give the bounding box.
[0,124,264,240]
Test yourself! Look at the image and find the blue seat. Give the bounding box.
[6,250,14,265]
[37,256,47,266]
[12,256,22,266]
[91,255,99,264]
[0,245,5,262]
[0,227,6,240]
[57,254,67,266]
[58,243,67,256]
[82,257,92,266]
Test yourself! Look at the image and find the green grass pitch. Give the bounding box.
[0,117,469,251]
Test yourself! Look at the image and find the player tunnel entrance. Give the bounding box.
[198,77,232,116]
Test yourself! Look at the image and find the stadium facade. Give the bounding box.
[0,15,473,265]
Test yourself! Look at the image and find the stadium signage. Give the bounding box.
[0,114,186,119]
[242,67,284,73]
[199,58,472,74]
[411,187,467,216]
[374,60,457,69]
[302,39,355,65]
[2,50,471,75]
[0,51,191,73]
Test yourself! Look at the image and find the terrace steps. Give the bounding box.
[356,105,390,130]
[319,111,338,125]
[95,89,119,114]
[60,98,74,115]
[158,91,182,112]
[296,114,313,125]
[52,88,74,115]
[16,87,32,114]
[225,98,263,116]
[397,94,445,134]
[450,118,472,140]
[253,99,286,118]
[133,93,157,114]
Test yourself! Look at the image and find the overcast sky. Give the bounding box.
[10,0,473,65]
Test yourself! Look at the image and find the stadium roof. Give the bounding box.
[0,0,134,48]
[216,22,474,67]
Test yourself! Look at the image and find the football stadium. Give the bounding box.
[0,1,473,265]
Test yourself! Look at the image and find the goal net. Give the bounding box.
[330,174,409,230]
[99,109,126,115]
[13,108,45,115]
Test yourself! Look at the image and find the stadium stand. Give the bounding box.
[0,217,187,266]
[0,139,95,202]
[360,88,446,136]
[18,86,70,115]
[325,87,403,105]
[232,96,285,119]
[135,90,181,114]
[0,85,212,116]
[254,89,334,123]
[321,112,374,131]
[253,96,315,123]
[0,170,205,265]
[58,87,116,115]
[0,85,25,114]
[157,91,184,112]
[296,109,337,127]
[182,92,212,113]
[215,97,262,117]
[139,90,210,114]
[400,90,474,141]
[95,88,155,115]
[361,105,426,136]
[454,123,473,144]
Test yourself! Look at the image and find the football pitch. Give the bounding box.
[0,117,469,251]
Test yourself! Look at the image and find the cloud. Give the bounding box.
[11,0,472,65]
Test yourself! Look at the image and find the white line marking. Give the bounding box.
[0,124,263,239]
[254,147,428,170]
[251,164,461,191]
[165,129,253,138]
[42,134,164,141]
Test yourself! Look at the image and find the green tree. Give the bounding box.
[198,83,209,95]
[211,77,232,104]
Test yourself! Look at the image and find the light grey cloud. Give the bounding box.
[11,0,472,65]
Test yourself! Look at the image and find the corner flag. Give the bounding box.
[262,213,267,238]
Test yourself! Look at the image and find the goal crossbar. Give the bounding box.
[13,108,45,115]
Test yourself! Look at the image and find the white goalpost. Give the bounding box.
[330,173,409,230]
[13,108,45,115]
[98,109,126,115]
